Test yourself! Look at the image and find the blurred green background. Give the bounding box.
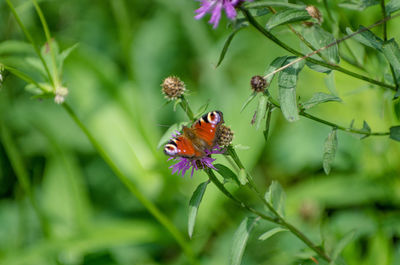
[1,0,400,264]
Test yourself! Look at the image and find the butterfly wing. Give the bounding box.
[164,135,204,158]
[192,111,224,148]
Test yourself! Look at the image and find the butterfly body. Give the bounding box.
[164,111,224,159]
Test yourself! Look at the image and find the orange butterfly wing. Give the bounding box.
[164,135,203,158]
[192,111,223,147]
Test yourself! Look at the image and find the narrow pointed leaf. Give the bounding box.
[258,227,288,241]
[194,101,210,119]
[264,56,289,84]
[255,95,268,130]
[301,92,342,110]
[302,25,340,64]
[339,0,380,11]
[362,120,371,133]
[188,181,209,238]
[230,217,258,265]
[382,39,400,81]
[214,164,240,185]
[323,128,338,175]
[265,181,286,216]
[278,57,304,122]
[263,104,273,142]
[386,0,400,15]
[390,126,400,141]
[330,231,356,264]
[238,169,248,185]
[216,25,247,67]
[325,72,338,96]
[157,122,186,148]
[266,8,311,30]
[345,27,383,52]
[241,92,257,113]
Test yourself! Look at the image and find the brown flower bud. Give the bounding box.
[161,76,186,100]
[306,6,323,24]
[250,75,267,93]
[217,125,234,147]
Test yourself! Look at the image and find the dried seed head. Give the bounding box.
[54,86,68,104]
[161,76,186,100]
[217,125,234,147]
[250,75,267,93]
[306,6,323,24]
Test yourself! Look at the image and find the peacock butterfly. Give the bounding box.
[164,111,224,159]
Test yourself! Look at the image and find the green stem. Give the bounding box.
[62,103,198,265]
[205,169,275,222]
[225,146,332,263]
[265,92,390,136]
[240,6,397,91]
[2,64,48,93]
[30,0,60,87]
[0,123,51,238]
[5,0,54,87]
[180,96,195,121]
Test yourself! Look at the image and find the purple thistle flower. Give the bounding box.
[168,146,224,177]
[195,0,253,28]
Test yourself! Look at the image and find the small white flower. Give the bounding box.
[54,86,68,104]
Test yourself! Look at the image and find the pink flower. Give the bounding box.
[195,0,253,28]
[168,147,224,177]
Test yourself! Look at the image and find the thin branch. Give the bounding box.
[240,6,399,91]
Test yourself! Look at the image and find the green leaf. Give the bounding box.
[278,57,304,122]
[390,126,400,141]
[263,104,273,142]
[157,122,186,148]
[58,43,78,74]
[255,94,268,130]
[394,100,400,120]
[230,217,258,265]
[264,56,289,84]
[241,92,257,113]
[266,8,311,30]
[330,231,356,264]
[301,92,342,110]
[188,181,209,238]
[323,128,338,175]
[0,40,33,55]
[382,39,400,81]
[345,27,383,52]
[216,25,247,68]
[265,181,286,216]
[325,72,338,96]
[258,227,288,241]
[362,120,371,133]
[214,164,240,185]
[302,25,340,64]
[339,0,380,11]
[238,168,248,185]
[386,0,400,15]
[194,101,210,119]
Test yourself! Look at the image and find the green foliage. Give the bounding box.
[229,216,258,265]
[1,0,400,264]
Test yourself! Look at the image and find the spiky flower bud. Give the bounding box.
[250,75,267,93]
[161,76,186,100]
[54,86,68,104]
[306,6,322,24]
[217,125,234,147]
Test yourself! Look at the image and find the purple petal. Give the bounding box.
[224,2,237,20]
[209,2,223,28]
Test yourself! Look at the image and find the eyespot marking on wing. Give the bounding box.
[207,111,221,125]
[164,143,179,156]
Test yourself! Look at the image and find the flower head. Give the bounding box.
[161,76,186,100]
[168,146,224,177]
[54,86,68,104]
[217,125,234,147]
[250,75,267,93]
[195,0,253,29]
